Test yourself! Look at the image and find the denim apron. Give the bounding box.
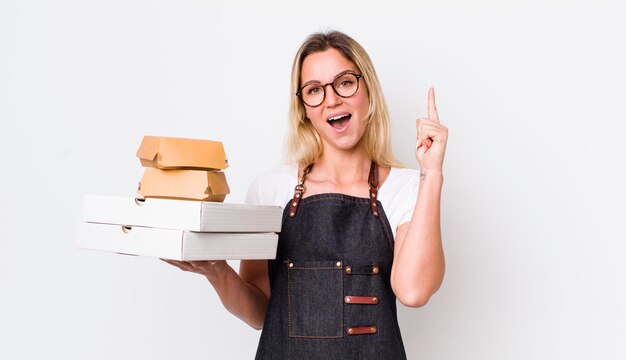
[255,161,407,360]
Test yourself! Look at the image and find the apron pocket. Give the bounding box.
[287,260,343,338]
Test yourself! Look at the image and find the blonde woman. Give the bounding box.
[164,31,447,359]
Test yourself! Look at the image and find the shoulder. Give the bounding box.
[254,164,298,186]
[382,167,421,194]
[245,164,298,207]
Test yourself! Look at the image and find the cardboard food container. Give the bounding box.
[138,168,230,202]
[82,194,283,233]
[76,222,279,260]
[136,135,228,170]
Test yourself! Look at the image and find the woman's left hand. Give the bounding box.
[415,86,448,172]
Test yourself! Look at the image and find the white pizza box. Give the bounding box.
[83,194,283,233]
[76,222,279,260]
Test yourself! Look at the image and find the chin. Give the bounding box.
[331,137,363,151]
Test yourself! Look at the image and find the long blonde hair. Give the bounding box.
[284,31,403,168]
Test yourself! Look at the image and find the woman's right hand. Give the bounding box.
[161,259,229,282]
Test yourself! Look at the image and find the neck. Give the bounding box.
[311,143,372,184]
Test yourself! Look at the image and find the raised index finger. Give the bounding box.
[428,86,440,123]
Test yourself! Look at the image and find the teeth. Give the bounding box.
[328,114,349,121]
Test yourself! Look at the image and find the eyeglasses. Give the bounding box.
[296,71,363,107]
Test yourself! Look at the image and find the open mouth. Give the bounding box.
[327,114,351,129]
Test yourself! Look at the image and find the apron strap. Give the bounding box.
[288,161,379,218]
[288,164,313,218]
[368,160,380,217]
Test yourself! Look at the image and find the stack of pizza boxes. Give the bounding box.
[76,136,283,261]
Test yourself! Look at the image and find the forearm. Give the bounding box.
[392,171,446,306]
[206,264,269,330]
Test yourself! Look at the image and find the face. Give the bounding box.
[300,48,370,153]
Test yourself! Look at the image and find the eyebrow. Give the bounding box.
[301,69,357,87]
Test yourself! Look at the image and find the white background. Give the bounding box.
[1,1,625,359]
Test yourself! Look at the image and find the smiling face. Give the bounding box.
[300,48,370,154]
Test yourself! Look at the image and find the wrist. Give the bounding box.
[419,169,444,182]
[205,262,231,286]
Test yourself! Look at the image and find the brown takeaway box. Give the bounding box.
[136,135,228,170]
[138,168,230,202]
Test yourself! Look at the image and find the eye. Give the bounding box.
[339,80,354,88]
[335,74,355,88]
[306,85,323,95]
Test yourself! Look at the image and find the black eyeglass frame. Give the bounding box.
[296,71,363,107]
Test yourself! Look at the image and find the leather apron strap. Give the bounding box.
[288,161,379,218]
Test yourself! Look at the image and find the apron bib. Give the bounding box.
[255,162,407,360]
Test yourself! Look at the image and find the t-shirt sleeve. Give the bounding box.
[398,170,420,226]
[244,165,298,207]
[378,168,421,239]
[244,173,262,205]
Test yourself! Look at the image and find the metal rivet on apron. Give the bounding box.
[348,328,354,335]
[345,266,352,274]
[292,202,297,207]
[370,326,377,333]
[345,296,351,303]
[373,211,379,216]
[371,193,376,198]
[289,212,295,217]
[372,202,377,207]
[372,297,378,303]
[372,265,380,274]
[295,193,301,198]
[288,262,294,268]
[336,261,342,267]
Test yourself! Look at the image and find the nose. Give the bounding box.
[323,83,342,107]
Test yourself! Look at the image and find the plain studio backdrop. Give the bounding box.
[1,1,624,359]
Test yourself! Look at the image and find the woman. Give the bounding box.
[164,31,447,359]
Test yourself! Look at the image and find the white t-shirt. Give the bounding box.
[245,165,421,239]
